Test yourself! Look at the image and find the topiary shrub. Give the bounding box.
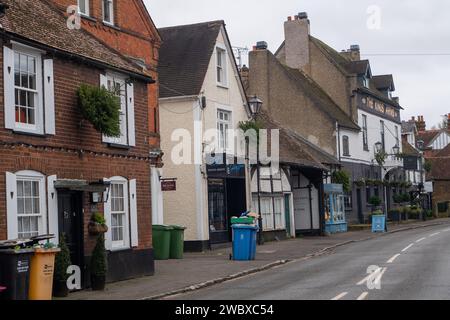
[53,233,72,297]
[54,234,71,282]
[369,196,382,207]
[77,84,121,137]
[90,234,107,291]
[91,234,107,278]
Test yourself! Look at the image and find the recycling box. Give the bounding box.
[372,215,386,233]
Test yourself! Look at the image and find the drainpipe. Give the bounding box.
[308,184,314,231]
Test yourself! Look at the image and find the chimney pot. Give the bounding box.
[256,41,268,50]
[350,45,360,52]
[288,16,292,21]
[298,12,308,19]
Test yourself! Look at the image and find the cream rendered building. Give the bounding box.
[158,21,251,251]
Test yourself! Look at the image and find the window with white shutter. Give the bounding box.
[101,74,135,147]
[104,176,130,251]
[4,44,55,136]
[6,171,47,240]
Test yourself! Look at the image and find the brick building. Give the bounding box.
[0,0,159,285]
[49,0,164,225]
[274,13,405,223]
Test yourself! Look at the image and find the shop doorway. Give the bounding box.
[58,191,84,272]
[208,178,246,244]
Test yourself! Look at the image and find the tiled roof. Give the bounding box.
[281,64,360,130]
[158,21,223,98]
[402,120,417,134]
[435,144,450,157]
[417,130,442,147]
[373,75,395,91]
[427,157,450,180]
[346,60,370,75]
[0,0,150,79]
[402,139,420,157]
[258,112,335,169]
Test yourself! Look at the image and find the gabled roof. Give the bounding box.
[402,138,420,157]
[309,36,401,109]
[158,21,223,98]
[373,75,395,91]
[0,0,151,80]
[346,60,371,76]
[417,130,445,147]
[280,64,360,131]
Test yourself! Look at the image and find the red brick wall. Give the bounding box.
[0,42,153,252]
[49,0,161,137]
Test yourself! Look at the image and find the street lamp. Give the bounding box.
[374,142,401,231]
[249,96,263,120]
[248,95,264,245]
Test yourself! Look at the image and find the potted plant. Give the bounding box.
[90,234,107,291]
[53,234,72,297]
[88,213,108,236]
[368,196,382,212]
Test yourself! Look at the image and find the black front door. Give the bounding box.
[58,191,84,270]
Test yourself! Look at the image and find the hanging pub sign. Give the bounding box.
[403,156,418,171]
[161,179,177,192]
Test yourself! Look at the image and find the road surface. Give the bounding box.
[168,224,450,300]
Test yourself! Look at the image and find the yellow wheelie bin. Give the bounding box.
[28,247,60,300]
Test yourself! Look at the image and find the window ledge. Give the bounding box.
[12,129,46,138]
[80,14,97,23]
[102,21,120,31]
[106,143,131,150]
[216,83,229,89]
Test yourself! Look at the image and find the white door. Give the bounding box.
[293,186,320,231]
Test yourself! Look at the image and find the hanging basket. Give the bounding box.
[88,222,109,236]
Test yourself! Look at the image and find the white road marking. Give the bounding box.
[443,229,450,232]
[357,292,369,301]
[375,268,387,285]
[402,243,414,252]
[429,232,441,237]
[331,292,348,300]
[387,254,401,264]
[416,237,426,243]
[357,267,382,286]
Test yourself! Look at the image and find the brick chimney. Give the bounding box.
[341,45,361,61]
[284,12,310,70]
[240,64,249,91]
[416,115,426,132]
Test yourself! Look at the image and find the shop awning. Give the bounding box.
[54,179,110,193]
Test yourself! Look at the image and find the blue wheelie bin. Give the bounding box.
[232,224,258,261]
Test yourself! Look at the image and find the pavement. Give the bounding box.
[63,218,450,300]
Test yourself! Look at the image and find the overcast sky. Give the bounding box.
[145,0,450,128]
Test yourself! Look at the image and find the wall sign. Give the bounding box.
[161,180,177,192]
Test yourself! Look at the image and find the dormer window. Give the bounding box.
[77,0,89,16]
[103,0,114,25]
[362,76,369,88]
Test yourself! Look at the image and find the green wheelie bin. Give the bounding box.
[169,226,186,259]
[152,225,173,260]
